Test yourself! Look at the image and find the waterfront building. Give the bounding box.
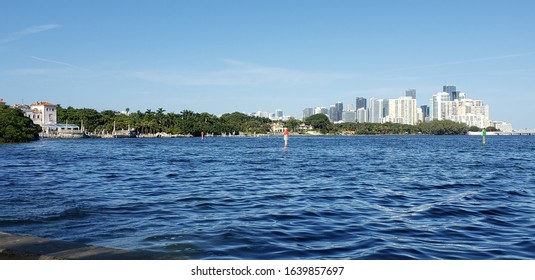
[405,89,416,99]
[0,98,5,107]
[25,101,57,126]
[491,121,513,132]
[11,101,86,137]
[356,97,367,110]
[270,122,285,134]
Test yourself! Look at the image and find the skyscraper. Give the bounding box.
[385,96,417,125]
[420,105,430,119]
[405,89,416,99]
[275,109,283,119]
[443,85,456,94]
[368,98,384,123]
[450,91,466,101]
[356,97,367,110]
[356,108,368,123]
[443,85,457,101]
[335,101,343,122]
[329,105,337,122]
[302,108,314,120]
[431,92,451,120]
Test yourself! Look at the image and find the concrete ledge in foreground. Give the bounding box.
[0,232,151,260]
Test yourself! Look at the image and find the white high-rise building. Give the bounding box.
[430,92,450,120]
[385,96,418,125]
[356,108,368,123]
[368,98,384,123]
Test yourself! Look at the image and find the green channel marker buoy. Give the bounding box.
[482,129,486,145]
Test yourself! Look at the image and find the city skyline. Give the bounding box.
[1,1,535,128]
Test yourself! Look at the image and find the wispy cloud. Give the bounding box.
[31,56,73,67]
[29,56,93,73]
[396,51,535,71]
[0,24,62,44]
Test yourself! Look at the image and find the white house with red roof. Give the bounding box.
[29,101,57,126]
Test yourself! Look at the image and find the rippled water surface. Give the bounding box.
[1,136,535,259]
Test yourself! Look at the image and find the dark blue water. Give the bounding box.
[1,136,535,259]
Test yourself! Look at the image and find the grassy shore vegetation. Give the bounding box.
[0,106,41,143]
[57,106,473,136]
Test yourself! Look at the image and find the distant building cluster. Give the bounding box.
[251,109,289,121]
[429,87,490,128]
[301,85,511,130]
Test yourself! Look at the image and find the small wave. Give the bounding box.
[0,205,90,226]
[143,234,183,242]
[0,218,45,226]
[43,205,90,221]
[506,189,530,197]
[361,247,420,260]
[416,205,477,219]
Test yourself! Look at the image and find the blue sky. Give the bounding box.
[1,0,534,128]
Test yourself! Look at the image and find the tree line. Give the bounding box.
[57,106,273,136]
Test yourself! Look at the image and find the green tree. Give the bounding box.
[284,117,302,133]
[0,106,41,143]
[417,120,469,135]
[304,114,332,134]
